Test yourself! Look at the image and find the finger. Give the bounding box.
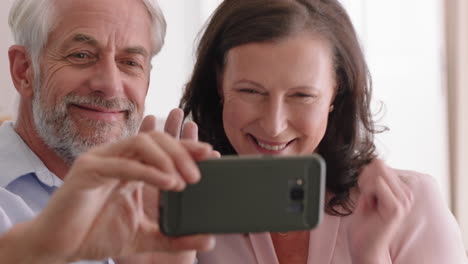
[150,234,216,253]
[211,150,221,158]
[363,159,409,207]
[164,108,184,139]
[359,175,400,219]
[142,185,160,220]
[180,140,217,162]
[92,134,184,187]
[134,220,216,253]
[380,171,409,205]
[388,174,413,209]
[92,132,210,188]
[166,235,216,252]
[373,161,413,207]
[354,190,375,214]
[136,134,187,189]
[74,154,178,190]
[140,115,157,133]
[181,121,198,141]
[152,134,214,185]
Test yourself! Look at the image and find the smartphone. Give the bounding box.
[159,154,325,236]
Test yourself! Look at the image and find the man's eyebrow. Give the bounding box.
[125,46,149,57]
[66,33,149,57]
[72,33,98,46]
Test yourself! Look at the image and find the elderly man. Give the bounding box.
[0,0,214,263]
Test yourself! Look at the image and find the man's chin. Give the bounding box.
[76,126,128,144]
[75,113,139,133]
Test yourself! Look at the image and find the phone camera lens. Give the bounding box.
[288,202,304,213]
[290,187,304,201]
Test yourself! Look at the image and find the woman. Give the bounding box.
[178,0,467,263]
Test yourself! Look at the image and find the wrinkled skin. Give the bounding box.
[0,113,218,264]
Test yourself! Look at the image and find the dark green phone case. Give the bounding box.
[159,154,325,236]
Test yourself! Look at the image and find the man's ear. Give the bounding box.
[8,45,35,98]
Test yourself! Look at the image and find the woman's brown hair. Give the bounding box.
[180,0,379,216]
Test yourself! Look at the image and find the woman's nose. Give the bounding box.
[259,99,288,137]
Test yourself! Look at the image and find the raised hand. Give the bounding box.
[19,131,216,263]
[164,108,198,141]
[347,159,413,264]
[164,108,220,157]
[113,113,217,264]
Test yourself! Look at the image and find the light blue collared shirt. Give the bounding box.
[0,122,113,264]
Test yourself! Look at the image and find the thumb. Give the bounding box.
[140,115,157,133]
[355,191,377,216]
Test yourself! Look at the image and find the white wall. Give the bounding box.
[0,0,17,119]
[341,0,450,203]
[147,0,222,129]
[145,0,223,129]
[147,1,203,125]
[0,0,450,203]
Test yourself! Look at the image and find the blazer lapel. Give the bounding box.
[308,213,341,264]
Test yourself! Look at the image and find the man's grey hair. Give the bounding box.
[8,0,166,81]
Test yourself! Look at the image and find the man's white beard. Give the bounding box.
[32,81,142,164]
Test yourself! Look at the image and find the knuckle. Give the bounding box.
[173,148,192,165]
[133,133,153,148]
[69,154,97,178]
[372,158,385,168]
[74,153,94,168]
[386,202,403,219]
[358,172,375,189]
[389,198,410,219]
[154,130,171,140]
[402,193,414,211]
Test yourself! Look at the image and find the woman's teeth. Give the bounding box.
[257,141,288,151]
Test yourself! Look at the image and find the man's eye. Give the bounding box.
[67,52,95,64]
[70,53,90,59]
[122,60,140,67]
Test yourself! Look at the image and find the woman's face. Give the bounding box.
[221,33,336,155]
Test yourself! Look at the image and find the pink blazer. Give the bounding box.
[197,170,467,264]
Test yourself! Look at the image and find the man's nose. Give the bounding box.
[259,99,288,137]
[88,57,123,98]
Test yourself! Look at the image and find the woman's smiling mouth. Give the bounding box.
[248,134,295,153]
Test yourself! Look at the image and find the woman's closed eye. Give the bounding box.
[289,92,319,104]
[237,88,265,95]
[291,92,316,98]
